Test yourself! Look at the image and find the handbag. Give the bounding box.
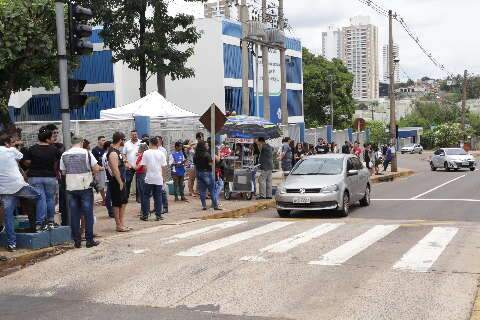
[87,151,100,193]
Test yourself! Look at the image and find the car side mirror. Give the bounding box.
[440,153,445,157]
[347,169,359,176]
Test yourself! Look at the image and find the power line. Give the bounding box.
[355,0,454,78]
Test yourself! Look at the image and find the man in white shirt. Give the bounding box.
[157,136,169,213]
[0,134,40,252]
[60,136,100,249]
[123,129,140,199]
[140,137,167,221]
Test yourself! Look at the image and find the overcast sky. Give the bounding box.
[172,0,480,81]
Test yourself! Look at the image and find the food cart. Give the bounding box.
[222,138,258,200]
[218,115,282,201]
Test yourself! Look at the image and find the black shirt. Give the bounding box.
[315,144,329,154]
[92,146,105,166]
[194,152,212,171]
[25,144,62,177]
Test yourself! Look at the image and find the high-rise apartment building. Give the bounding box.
[204,1,231,18]
[342,16,379,100]
[322,26,342,60]
[383,44,400,83]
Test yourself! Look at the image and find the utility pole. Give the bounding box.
[461,69,468,146]
[327,74,334,127]
[278,0,288,126]
[388,10,398,172]
[55,1,71,149]
[262,0,270,120]
[240,0,250,116]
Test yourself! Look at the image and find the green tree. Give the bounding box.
[302,48,355,129]
[0,0,58,125]
[433,123,463,147]
[366,120,388,146]
[80,0,205,98]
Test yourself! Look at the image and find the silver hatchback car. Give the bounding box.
[275,154,371,217]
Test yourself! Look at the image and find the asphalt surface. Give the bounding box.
[1,153,480,320]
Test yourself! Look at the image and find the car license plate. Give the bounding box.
[293,197,311,204]
[463,162,469,166]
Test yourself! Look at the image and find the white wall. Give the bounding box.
[165,18,225,115]
[113,57,172,108]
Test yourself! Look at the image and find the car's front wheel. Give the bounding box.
[277,210,291,218]
[471,167,476,172]
[444,162,451,172]
[430,162,437,171]
[360,185,371,207]
[338,192,350,217]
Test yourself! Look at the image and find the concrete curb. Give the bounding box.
[371,170,415,183]
[0,245,70,277]
[198,200,277,220]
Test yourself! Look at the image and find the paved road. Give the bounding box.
[1,154,480,320]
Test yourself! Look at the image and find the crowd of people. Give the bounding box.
[278,136,396,175]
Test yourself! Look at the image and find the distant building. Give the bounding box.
[204,1,230,18]
[383,44,400,83]
[322,26,342,60]
[342,16,379,101]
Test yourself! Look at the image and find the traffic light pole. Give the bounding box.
[55,1,71,149]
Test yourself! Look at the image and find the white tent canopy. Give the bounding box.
[100,91,198,120]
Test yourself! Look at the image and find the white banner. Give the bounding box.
[258,49,281,97]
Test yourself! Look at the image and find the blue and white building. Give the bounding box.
[10,17,304,132]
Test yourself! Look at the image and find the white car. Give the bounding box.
[430,148,476,171]
[401,143,423,154]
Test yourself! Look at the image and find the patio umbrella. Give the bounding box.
[218,115,282,139]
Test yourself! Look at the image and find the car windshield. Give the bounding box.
[291,158,344,175]
[446,149,467,156]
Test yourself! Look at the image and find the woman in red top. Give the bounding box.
[352,141,362,158]
[135,143,149,220]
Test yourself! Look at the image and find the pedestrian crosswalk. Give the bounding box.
[166,220,460,273]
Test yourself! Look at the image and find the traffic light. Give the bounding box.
[69,4,93,56]
[68,79,88,109]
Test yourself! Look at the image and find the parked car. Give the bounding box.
[401,143,423,154]
[430,148,476,171]
[275,154,371,218]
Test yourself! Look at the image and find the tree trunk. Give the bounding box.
[157,69,166,97]
[138,1,147,98]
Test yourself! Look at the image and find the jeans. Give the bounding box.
[125,168,136,198]
[258,170,273,198]
[28,177,58,225]
[172,175,185,200]
[162,189,168,213]
[197,171,218,209]
[145,184,163,217]
[383,159,391,171]
[136,173,148,217]
[214,178,224,204]
[59,176,68,226]
[0,186,40,246]
[105,181,113,217]
[68,189,94,243]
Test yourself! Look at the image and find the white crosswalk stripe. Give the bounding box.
[309,225,400,266]
[240,223,344,262]
[176,221,294,257]
[393,227,458,272]
[161,221,247,245]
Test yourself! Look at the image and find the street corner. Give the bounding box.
[199,199,276,220]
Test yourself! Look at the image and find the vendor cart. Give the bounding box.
[222,138,258,201]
